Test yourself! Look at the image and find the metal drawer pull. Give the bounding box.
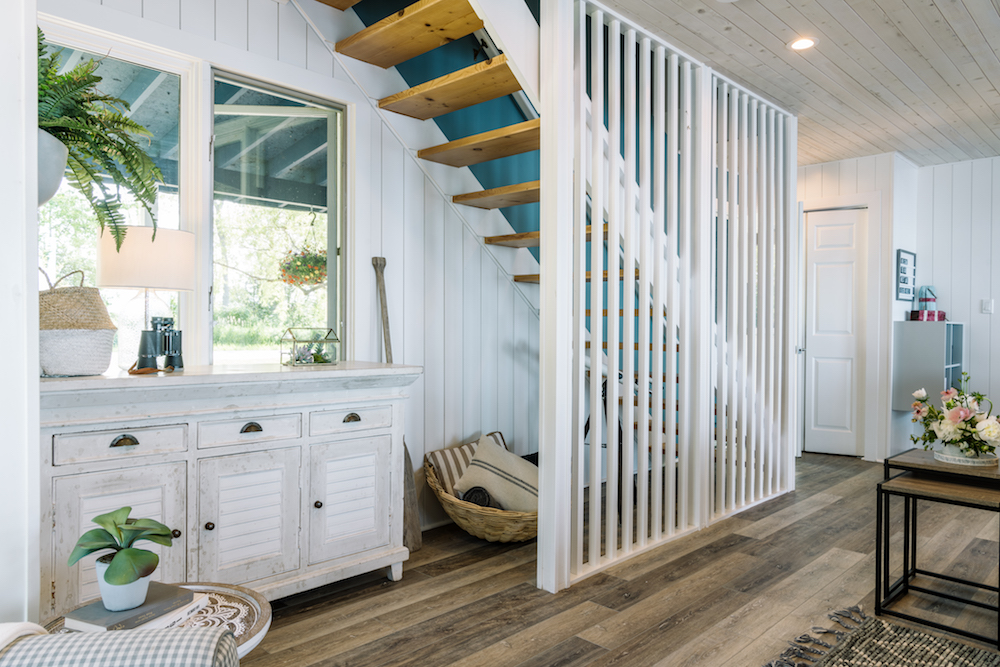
[240,422,263,433]
[343,413,361,423]
[171,529,182,539]
[110,434,139,448]
[314,501,323,509]
[204,522,215,531]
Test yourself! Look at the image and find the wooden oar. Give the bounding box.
[372,257,422,552]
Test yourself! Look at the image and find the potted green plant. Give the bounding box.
[67,506,174,611]
[37,28,163,249]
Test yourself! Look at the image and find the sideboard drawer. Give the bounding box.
[197,413,302,449]
[310,406,392,437]
[53,424,187,465]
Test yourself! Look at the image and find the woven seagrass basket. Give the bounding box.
[39,269,116,376]
[424,458,537,543]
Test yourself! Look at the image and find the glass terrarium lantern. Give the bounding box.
[281,328,339,366]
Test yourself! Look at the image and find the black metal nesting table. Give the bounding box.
[877,448,1000,647]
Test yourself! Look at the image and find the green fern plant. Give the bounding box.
[37,29,163,250]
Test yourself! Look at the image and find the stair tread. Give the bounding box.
[513,268,640,284]
[336,0,483,69]
[419,119,540,167]
[379,54,521,120]
[486,230,540,248]
[486,223,607,248]
[585,342,680,352]
[315,0,362,9]
[454,180,539,209]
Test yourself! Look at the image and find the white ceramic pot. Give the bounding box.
[933,443,999,467]
[95,556,152,612]
[38,128,68,206]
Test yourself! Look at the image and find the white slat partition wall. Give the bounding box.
[711,76,797,518]
[560,1,797,585]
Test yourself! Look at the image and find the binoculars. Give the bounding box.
[136,317,184,370]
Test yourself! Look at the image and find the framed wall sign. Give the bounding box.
[896,249,916,301]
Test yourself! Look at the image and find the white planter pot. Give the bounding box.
[933,443,999,467]
[95,556,152,612]
[38,128,68,206]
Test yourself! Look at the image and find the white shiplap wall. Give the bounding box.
[798,152,920,458]
[916,157,1000,400]
[38,0,540,528]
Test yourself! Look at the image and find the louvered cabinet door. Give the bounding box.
[198,448,300,584]
[308,435,391,564]
[51,463,187,616]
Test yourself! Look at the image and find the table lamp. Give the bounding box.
[97,226,196,371]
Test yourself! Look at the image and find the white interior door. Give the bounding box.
[803,208,867,456]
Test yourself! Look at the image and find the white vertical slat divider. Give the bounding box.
[746,98,758,502]
[776,117,788,490]
[756,101,767,500]
[605,18,622,561]
[677,61,692,528]
[762,108,775,496]
[665,53,679,536]
[588,8,605,566]
[737,92,750,507]
[726,89,738,514]
[650,45,666,541]
[621,27,637,553]
[571,0,587,578]
[565,0,797,586]
[636,37,652,546]
[714,80,727,517]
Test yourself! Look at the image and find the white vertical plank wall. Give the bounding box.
[563,1,796,584]
[42,0,542,531]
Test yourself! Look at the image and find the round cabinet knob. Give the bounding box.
[171,529,182,539]
[314,501,324,509]
[204,522,215,531]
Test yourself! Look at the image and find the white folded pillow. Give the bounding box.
[453,434,539,512]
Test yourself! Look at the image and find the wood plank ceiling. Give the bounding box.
[602,0,1000,167]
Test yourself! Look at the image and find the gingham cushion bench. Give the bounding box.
[0,627,238,667]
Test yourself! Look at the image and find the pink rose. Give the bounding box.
[947,406,973,424]
[941,388,959,402]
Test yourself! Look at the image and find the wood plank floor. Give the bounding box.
[243,453,1000,667]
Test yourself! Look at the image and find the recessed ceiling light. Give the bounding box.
[788,37,817,50]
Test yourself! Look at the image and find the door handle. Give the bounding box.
[796,347,807,354]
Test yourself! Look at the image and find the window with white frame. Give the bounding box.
[211,77,345,365]
[37,32,347,371]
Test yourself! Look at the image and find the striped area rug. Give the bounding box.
[817,618,1000,667]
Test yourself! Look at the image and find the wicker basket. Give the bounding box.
[424,458,537,543]
[38,270,116,376]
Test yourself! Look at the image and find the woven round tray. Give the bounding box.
[424,459,537,543]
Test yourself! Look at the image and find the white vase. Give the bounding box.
[95,556,152,612]
[933,443,999,467]
[37,128,68,206]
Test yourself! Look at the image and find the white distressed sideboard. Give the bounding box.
[39,362,421,622]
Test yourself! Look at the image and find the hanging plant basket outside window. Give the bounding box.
[279,247,327,286]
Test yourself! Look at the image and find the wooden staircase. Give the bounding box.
[333,0,540,267]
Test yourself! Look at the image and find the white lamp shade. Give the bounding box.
[97,226,196,291]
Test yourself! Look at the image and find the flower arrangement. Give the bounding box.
[279,247,327,286]
[910,373,1000,458]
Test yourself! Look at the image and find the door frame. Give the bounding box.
[799,192,887,462]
